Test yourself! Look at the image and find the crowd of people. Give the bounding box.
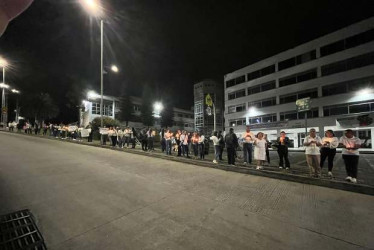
[223,126,362,184]
[7,121,363,184]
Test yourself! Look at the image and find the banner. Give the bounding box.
[80,129,90,138]
[99,128,109,135]
[68,126,78,132]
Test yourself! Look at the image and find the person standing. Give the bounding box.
[180,131,190,158]
[225,128,238,166]
[147,128,155,151]
[320,130,339,177]
[198,132,205,160]
[210,131,220,163]
[191,132,199,159]
[123,127,131,148]
[276,131,290,169]
[339,129,361,183]
[140,128,148,151]
[117,127,124,148]
[263,134,271,165]
[254,132,267,170]
[304,128,322,178]
[218,131,225,161]
[242,126,254,164]
[160,128,166,152]
[164,129,172,155]
[176,130,182,156]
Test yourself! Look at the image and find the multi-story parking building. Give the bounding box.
[80,94,194,131]
[194,79,224,135]
[224,17,374,149]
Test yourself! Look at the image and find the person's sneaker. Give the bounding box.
[256,166,260,170]
[285,167,290,170]
[243,162,247,165]
[351,178,357,184]
[213,160,217,164]
[279,166,283,169]
[328,171,333,178]
[345,176,352,182]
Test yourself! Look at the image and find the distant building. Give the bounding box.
[194,79,224,135]
[224,17,374,149]
[80,94,194,131]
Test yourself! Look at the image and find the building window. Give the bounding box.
[247,65,275,81]
[279,68,317,87]
[323,101,374,117]
[247,80,275,95]
[226,75,246,88]
[321,52,374,77]
[228,89,246,100]
[279,88,318,104]
[280,108,318,121]
[133,105,140,112]
[91,102,113,116]
[229,118,246,127]
[228,103,246,114]
[278,50,316,71]
[248,97,276,108]
[247,113,277,124]
[320,28,374,57]
[322,76,374,97]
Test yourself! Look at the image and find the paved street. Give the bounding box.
[1,132,374,249]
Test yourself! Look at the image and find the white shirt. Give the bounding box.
[198,135,205,144]
[210,136,220,146]
[321,137,339,149]
[339,136,361,155]
[304,135,322,155]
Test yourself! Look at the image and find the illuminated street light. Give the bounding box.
[79,0,103,17]
[111,65,119,73]
[0,57,8,68]
[153,102,164,118]
[0,83,9,89]
[11,89,20,94]
[87,90,100,99]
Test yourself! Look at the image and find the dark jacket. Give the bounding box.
[225,132,239,148]
[276,137,290,149]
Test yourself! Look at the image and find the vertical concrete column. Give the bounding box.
[112,100,116,119]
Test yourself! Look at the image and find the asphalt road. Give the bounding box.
[1,132,374,249]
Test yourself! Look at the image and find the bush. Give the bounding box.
[91,117,121,131]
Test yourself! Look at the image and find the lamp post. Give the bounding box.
[0,57,8,127]
[79,0,107,143]
[11,89,20,123]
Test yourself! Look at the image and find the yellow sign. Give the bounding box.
[205,94,213,107]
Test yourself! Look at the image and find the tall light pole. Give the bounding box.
[11,89,20,123]
[0,57,8,127]
[79,0,106,143]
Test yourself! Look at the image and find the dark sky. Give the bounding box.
[0,0,373,121]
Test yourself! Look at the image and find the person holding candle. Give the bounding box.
[254,132,267,170]
[304,128,323,177]
[242,126,254,164]
[320,130,339,177]
[339,129,361,183]
[276,131,290,169]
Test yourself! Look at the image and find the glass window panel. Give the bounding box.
[349,103,371,114]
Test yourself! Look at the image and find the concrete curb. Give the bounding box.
[2,130,374,196]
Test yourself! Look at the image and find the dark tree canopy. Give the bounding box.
[160,99,174,128]
[118,94,134,126]
[140,85,154,127]
[21,93,59,123]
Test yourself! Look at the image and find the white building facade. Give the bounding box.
[224,17,374,149]
[80,95,194,131]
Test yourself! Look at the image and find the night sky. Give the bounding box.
[0,0,373,122]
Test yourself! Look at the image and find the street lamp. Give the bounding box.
[11,89,20,123]
[80,0,109,144]
[153,102,163,118]
[110,65,119,73]
[0,57,8,127]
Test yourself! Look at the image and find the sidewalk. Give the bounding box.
[2,130,374,196]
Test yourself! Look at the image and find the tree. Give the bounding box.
[21,93,59,124]
[91,117,121,131]
[119,94,134,126]
[160,101,174,128]
[141,85,154,127]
